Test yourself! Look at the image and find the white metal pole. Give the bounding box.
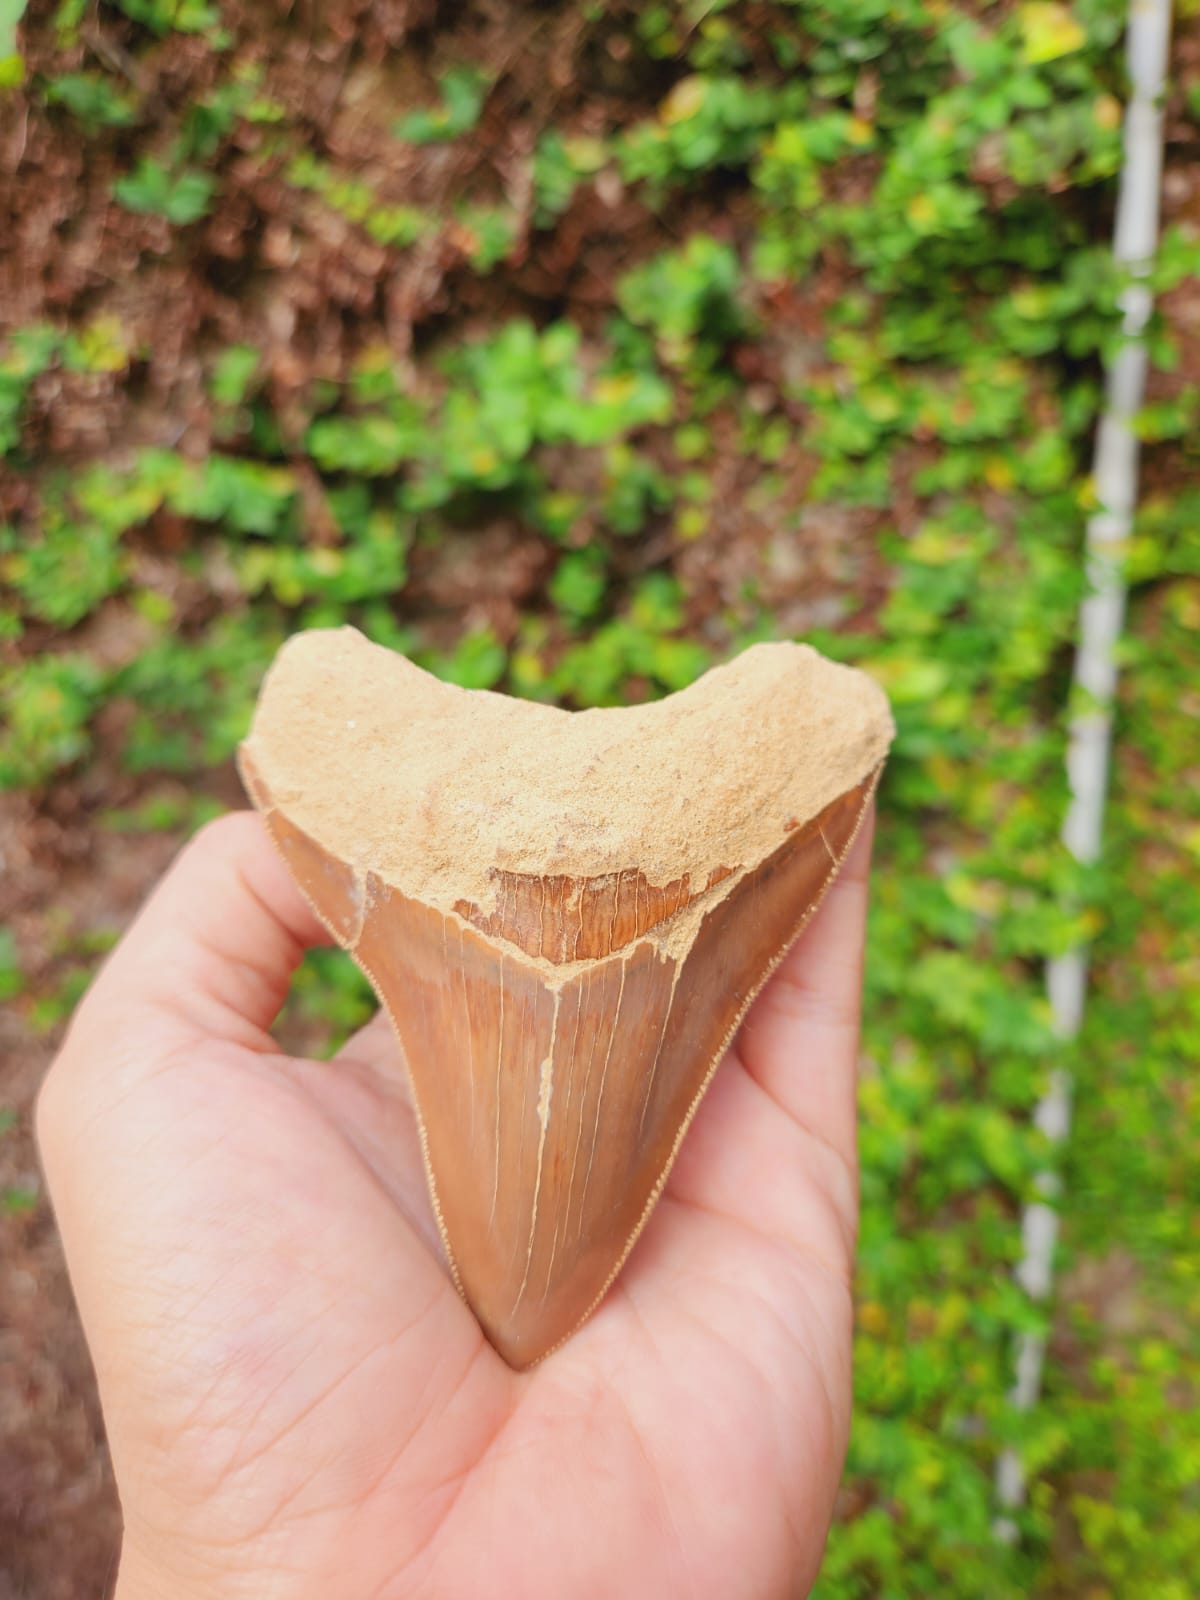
[994,0,1174,1533]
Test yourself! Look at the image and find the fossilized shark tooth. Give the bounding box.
[239,627,893,1368]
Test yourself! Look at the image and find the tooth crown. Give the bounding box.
[240,628,894,1367]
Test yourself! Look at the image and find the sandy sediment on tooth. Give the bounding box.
[241,626,895,933]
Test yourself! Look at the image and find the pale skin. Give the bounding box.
[37,807,873,1600]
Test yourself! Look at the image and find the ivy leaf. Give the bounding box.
[45,71,138,129]
[113,158,215,224]
[0,0,27,85]
[1019,2,1087,64]
[0,929,21,1002]
[210,344,260,407]
[395,66,489,144]
[429,628,507,690]
[112,0,220,35]
[549,548,608,621]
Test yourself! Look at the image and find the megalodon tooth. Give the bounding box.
[238,627,894,1368]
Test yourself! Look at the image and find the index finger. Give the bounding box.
[735,804,875,1179]
[64,811,328,1066]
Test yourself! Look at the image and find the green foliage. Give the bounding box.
[239,490,409,607]
[0,0,26,87]
[307,405,427,477]
[155,452,299,536]
[288,153,431,247]
[0,1094,37,1216]
[531,131,608,224]
[2,518,124,627]
[1025,578,1200,1598]
[619,73,808,191]
[423,320,671,490]
[112,71,263,221]
[546,573,712,706]
[618,236,746,370]
[306,320,671,530]
[45,70,138,128]
[0,654,104,788]
[109,0,221,36]
[282,948,374,1051]
[210,344,261,408]
[601,446,675,537]
[423,626,508,690]
[548,548,608,622]
[0,930,22,1003]
[0,324,61,456]
[102,790,224,834]
[453,203,520,270]
[177,74,258,160]
[114,155,215,223]
[395,65,490,144]
[116,612,281,773]
[25,958,95,1035]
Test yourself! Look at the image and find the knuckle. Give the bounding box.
[34,1053,72,1168]
[186,809,260,861]
[33,993,111,1168]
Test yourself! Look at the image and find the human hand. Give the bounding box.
[38,808,872,1600]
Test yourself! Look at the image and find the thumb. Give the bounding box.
[37,816,494,1561]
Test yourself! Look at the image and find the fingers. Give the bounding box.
[64,811,328,1064]
[734,806,875,1181]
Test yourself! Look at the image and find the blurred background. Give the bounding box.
[1,0,1198,1595]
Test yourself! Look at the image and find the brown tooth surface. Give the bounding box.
[238,626,894,1367]
[454,864,718,962]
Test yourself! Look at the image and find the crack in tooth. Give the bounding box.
[512,990,561,1317]
[638,957,682,1137]
[578,953,627,1241]
[488,951,505,1228]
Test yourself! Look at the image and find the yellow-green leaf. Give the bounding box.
[660,75,707,126]
[1019,2,1087,64]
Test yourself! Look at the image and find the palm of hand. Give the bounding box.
[39,815,867,1600]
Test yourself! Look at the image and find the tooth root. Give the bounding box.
[238,628,894,1368]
